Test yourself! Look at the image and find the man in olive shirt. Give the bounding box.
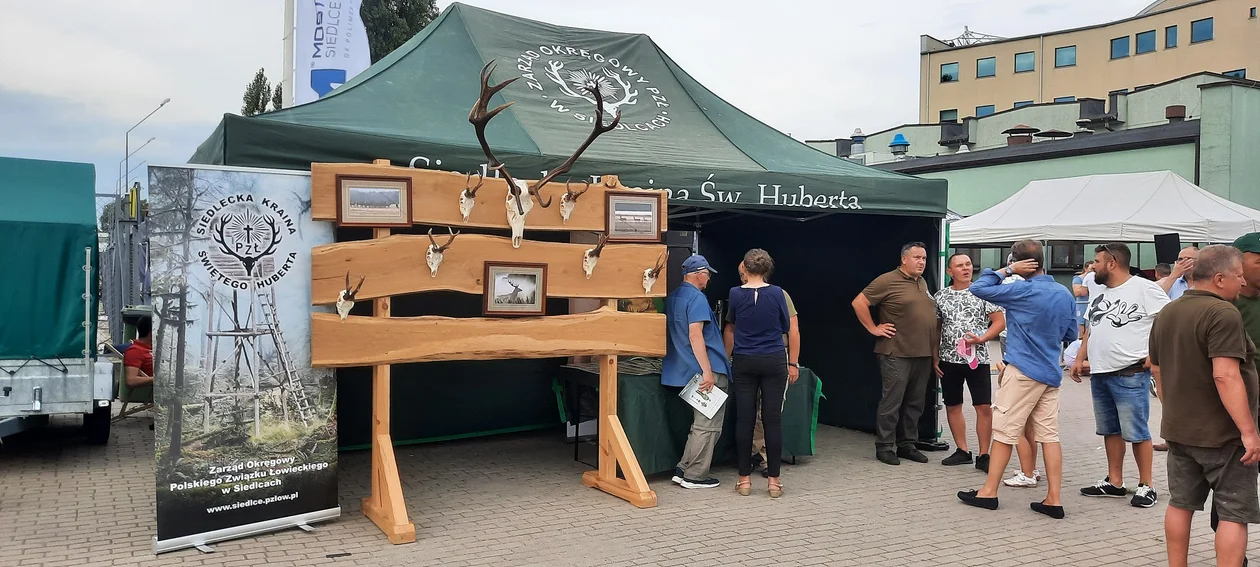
[1150,245,1260,567]
[852,242,937,465]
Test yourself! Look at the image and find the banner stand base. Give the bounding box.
[153,507,341,555]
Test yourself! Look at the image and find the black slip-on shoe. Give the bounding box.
[1031,501,1065,519]
[941,448,973,466]
[957,490,998,510]
[898,445,929,463]
[876,449,900,465]
[975,454,990,473]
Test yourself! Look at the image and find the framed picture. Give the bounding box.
[483,262,548,317]
[336,175,413,227]
[605,191,663,243]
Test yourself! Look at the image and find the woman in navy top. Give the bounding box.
[727,248,792,497]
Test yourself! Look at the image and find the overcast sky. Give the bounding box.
[1,0,1151,197]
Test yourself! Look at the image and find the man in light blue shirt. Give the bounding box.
[663,255,730,489]
[1158,246,1198,299]
[957,240,1078,519]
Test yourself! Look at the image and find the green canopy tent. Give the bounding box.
[189,3,947,446]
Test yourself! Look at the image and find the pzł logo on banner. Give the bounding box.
[516,45,673,132]
[192,195,299,290]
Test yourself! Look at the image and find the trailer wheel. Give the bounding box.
[83,404,111,445]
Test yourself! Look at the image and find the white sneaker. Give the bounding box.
[1033,469,1044,481]
[1004,471,1038,488]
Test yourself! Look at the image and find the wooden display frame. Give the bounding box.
[604,190,664,243]
[482,261,548,316]
[335,174,414,228]
[313,159,661,547]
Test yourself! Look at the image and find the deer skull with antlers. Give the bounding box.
[643,251,668,295]
[559,179,589,224]
[426,227,459,277]
[469,60,621,248]
[337,272,366,321]
[458,172,483,222]
[581,232,609,279]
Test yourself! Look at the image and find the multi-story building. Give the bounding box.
[917,0,1258,124]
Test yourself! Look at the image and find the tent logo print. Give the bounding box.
[517,45,673,132]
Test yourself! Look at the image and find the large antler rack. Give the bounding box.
[468,60,623,217]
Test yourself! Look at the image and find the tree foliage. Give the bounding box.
[241,68,271,117]
[361,0,439,63]
[271,83,284,111]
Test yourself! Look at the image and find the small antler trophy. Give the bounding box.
[336,272,366,321]
[582,232,609,279]
[642,251,668,294]
[458,172,483,222]
[468,60,621,248]
[425,227,459,277]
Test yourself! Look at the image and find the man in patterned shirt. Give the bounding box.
[934,253,1006,471]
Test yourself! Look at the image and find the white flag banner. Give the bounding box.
[293,0,371,105]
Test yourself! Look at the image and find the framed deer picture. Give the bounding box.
[605,190,663,243]
[483,262,548,317]
[336,174,413,227]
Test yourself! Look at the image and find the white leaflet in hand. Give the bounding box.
[679,373,728,420]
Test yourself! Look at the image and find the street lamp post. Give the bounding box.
[118,137,155,192]
[111,97,169,340]
[124,98,169,196]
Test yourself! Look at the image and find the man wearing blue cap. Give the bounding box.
[664,254,730,489]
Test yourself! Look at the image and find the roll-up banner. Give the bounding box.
[291,0,371,105]
[147,164,338,554]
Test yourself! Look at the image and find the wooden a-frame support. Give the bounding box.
[360,225,416,544]
[581,299,658,508]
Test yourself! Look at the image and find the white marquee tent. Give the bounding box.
[950,171,1260,245]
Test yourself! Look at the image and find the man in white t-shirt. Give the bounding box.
[1070,243,1171,509]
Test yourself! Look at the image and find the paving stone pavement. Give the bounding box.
[2,377,1258,566]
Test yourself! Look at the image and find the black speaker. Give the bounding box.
[1155,233,1181,265]
[663,230,694,293]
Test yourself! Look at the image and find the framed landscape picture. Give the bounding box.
[335,175,413,227]
[483,262,548,316]
[605,191,662,243]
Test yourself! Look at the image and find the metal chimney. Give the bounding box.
[851,128,866,155]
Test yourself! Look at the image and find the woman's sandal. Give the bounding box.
[736,479,752,496]
[768,479,784,498]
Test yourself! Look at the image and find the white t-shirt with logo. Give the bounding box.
[1085,276,1171,374]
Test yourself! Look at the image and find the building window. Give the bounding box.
[1251,7,1257,18]
[1136,30,1156,54]
[976,57,996,78]
[1014,52,1036,73]
[1191,18,1214,43]
[1014,100,1034,108]
[975,105,996,117]
[939,109,959,122]
[1111,36,1130,59]
[1050,245,1086,270]
[941,62,959,82]
[1166,25,1178,48]
[1224,69,1248,79]
[1055,46,1077,68]
[1054,96,1076,103]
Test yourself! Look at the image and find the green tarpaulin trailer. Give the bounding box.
[189,3,948,447]
[0,156,111,443]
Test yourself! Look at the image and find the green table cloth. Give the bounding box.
[559,367,822,475]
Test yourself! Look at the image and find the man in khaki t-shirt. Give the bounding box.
[852,242,938,466]
[1149,245,1260,567]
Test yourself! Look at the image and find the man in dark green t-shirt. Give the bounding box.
[1233,234,1260,342]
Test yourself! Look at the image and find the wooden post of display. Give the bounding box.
[581,299,657,508]
[358,187,416,544]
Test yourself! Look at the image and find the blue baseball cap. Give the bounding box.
[681,254,717,274]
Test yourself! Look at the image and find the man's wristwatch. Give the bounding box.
[789,362,801,369]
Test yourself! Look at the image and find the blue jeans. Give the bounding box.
[1090,371,1152,442]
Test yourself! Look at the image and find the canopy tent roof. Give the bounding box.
[950,171,1260,245]
[191,3,945,217]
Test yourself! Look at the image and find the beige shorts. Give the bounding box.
[991,363,1060,445]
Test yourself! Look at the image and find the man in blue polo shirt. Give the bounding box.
[663,255,730,489]
[957,240,1078,519]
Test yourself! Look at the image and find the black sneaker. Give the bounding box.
[876,449,900,465]
[1080,476,1127,498]
[957,490,998,510]
[897,445,929,463]
[671,467,684,485]
[941,448,973,466]
[679,477,720,489]
[1131,484,1158,508]
[975,454,990,473]
[1030,500,1065,519]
